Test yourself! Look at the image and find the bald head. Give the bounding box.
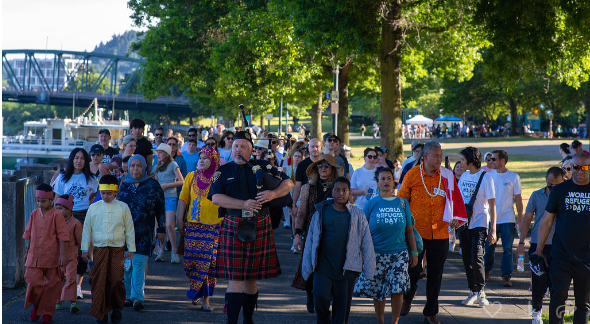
[572,152,590,185]
[309,138,323,160]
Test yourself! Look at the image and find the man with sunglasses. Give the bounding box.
[267,133,284,165]
[535,153,590,324]
[98,129,120,164]
[517,167,566,324]
[152,127,165,149]
[401,141,423,170]
[322,133,349,179]
[484,150,523,287]
[180,128,200,153]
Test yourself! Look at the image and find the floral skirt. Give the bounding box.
[353,250,410,301]
[183,222,221,300]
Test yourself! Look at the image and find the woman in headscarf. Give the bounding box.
[291,154,343,313]
[118,155,166,311]
[176,147,221,312]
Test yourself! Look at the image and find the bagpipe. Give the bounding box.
[238,104,293,228]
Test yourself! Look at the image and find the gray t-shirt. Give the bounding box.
[156,161,180,198]
[526,187,555,245]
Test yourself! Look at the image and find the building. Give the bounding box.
[4,56,79,91]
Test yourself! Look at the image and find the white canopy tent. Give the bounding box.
[405,115,433,126]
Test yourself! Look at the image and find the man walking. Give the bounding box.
[292,138,322,218]
[485,150,523,287]
[535,152,590,324]
[98,129,119,164]
[322,132,349,179]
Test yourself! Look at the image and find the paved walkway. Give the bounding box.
[2,224,574,324]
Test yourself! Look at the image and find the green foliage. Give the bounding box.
[63,66,108,94]
[2,102,72,135]
[93,30,141,58]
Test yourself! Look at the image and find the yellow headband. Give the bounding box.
[99,184,119,191]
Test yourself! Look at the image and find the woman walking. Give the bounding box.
[176,147,221,311]
[218,131,234,164]
[52,148,99,299]
[350,148,379,210]
[353,167,418,324]
[292,154,343,313]
[118,155,166,310]
[153,143,185,263]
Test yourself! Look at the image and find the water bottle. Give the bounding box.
[448,227,456,251]
[124,257,131,272]
[366,188,374,200]
[517,254,525,272]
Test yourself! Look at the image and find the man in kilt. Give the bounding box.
[208,131,294,324]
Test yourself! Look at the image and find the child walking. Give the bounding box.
[54,194,83,313]
[81,175,136,323]
[23,184,69,323]
[302,177,375,324]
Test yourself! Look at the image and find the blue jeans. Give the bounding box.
[123,253,148,302]
[484,222,515,277]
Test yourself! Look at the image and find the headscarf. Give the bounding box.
[195,147,221,191]
[123,154,151,183]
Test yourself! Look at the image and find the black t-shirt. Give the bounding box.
[102,147,120,164]
[295,158,314,185]
[134,137,153,161]
[545,179,590,262]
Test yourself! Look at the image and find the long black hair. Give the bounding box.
[62,148,95,183]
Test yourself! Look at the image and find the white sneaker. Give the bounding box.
[462,291,477,305]
[170,252,180,264]
[532,310,542,324]
[477,290,490,306]
[544,288,550,298]
[155,250,166,262]
[76,285,83,299]
[291,245,300,254]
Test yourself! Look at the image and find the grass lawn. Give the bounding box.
[542,312,582,324]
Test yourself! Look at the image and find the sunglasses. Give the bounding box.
[226,137,234,140]
[317,163,331,169]
[366,155,378,159]
[206,143,216,147]
[326,138,338,143]
[564,167,572,171]
[256,147,266,150]
[546,184,554,190]
[90,152,102,157]
[572,164,590,171]
[188,134,196,137]
[271,140,278,144]
[490,157,497,161]
[155,133,164,136]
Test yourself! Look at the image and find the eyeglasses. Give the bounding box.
[366,155,378,159]
[326,138,337,143]
[317,163,331,169]
[572,164,590,171]
[155,133,164,136]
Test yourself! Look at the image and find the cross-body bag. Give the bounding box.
[465,171,486,224]
[399,197,423,253]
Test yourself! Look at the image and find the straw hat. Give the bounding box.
[255,140,270,149]
[306,154,344,179]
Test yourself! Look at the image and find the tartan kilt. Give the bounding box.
[217,214,282,281]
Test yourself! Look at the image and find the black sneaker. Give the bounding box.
[124,299,133,307]
[133,300,144,311]
[165,241,172,251]
[111,309,122,324]
[96,315,108,324]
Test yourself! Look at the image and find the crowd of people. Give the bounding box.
[22,117,590,324]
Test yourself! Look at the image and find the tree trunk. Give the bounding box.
[380,1,404,162]
[509,97,518,136]
[260,115,265,131]
[311,88,323,139]
[581,81,590,140]
[337,60,352,146]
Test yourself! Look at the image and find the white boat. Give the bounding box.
[2,99,130,160]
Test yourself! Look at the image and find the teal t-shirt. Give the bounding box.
[315,204,357,280]
[363,196,413,254]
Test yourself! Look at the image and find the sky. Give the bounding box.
[2,0,145,52]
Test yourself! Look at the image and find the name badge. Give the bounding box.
[434,188,446,197]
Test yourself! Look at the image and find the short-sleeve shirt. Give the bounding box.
[23,207,69,268]
[63,217,83,261]
[174,154,188,177]
[350,166,378,210]
[179,171,221,225]
[134,137,153,161]
[363,196,413,254]
[458,170,495,229]
[102,147,120,164]
[52,173,99,211]
[156,161,180,198]
[526,187,555,245]
[295,158,313,186]
[545,179,590,262]
[183,151,199,173]
[488,170,522,224]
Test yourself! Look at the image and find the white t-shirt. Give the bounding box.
[350,166,378,210]
[488,169,522,224]
[458,170,495,229]
[52,173,99,211]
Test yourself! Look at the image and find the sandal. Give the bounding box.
[201,304,214,312]
[191,298,201,306]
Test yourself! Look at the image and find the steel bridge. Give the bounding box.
[2,49,191,115]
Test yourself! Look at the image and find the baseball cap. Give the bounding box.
[323,132,341,142]
[98,128,110,136]
[90,144,105,155]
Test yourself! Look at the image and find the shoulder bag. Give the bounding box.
[464,171,486,223]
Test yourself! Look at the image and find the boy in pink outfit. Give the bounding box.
[23,183,69,323]
[54,194,83,313]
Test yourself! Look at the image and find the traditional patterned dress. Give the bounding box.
[180,148,221,301]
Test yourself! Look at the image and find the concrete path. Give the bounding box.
[4,223,573,324]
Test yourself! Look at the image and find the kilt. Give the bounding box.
[217,214,281,281]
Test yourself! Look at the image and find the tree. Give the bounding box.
[63,66,108,94]
[288,0,489,161]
